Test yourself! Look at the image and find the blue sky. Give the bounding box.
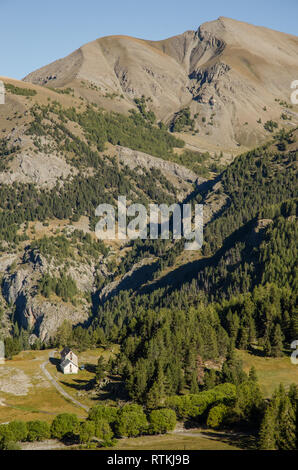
[1,0,297,80]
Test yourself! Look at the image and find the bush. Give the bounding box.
[149,409,177,434]
[8,421,28,441]
[27,421,50,442]
[5,83,37,97]
[207,404,228,429]
[1,440,21,450]
[0,424,15,449]
[94,419,114,444]
[88,405,119,426]
[115,405,148,437]
[50,413,79,440]
[0,424,22,450]
[165,383,236,419]
[79,421,95,444]
[264,120,278,133]
[171,107,194,132]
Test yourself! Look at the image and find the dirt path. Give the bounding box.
[40,352,89,413]
[21,439,78,450]
[171,429,207,438]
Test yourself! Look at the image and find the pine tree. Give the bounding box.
[259,406,277,450]
[248,366,258,383]
[263,336,272,357]
[238,327,249,350]
[277,395,296,450]
[146,371,165,409]
[248,317,257,345]
[271,324,284,357]
[203,369,217,390]
[95,356,106,383]
[226,310,239,347]
[189,371,199,394]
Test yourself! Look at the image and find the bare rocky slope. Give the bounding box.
[24,16,298,151]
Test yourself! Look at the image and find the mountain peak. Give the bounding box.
[23,18,298,151]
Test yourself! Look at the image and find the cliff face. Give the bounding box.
[1,252,92,342]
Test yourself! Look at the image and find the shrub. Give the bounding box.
[88,405,119,426]
[8,421,28,441]
[207,404,228,429]
[50,413,79,440]
[0,423,22,450]
[5,83,37,97]
[79,421,95,444]
[0,424,15,448]
[27,421,50,442]
[1,440,21,450]
[115,405,148,437]
[165,383,236,419]
[264,120,278,132]
[171,107,194,132]
[94,419,114,444]
[149,409,177,434]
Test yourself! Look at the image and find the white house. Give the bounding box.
[60,347,78,374]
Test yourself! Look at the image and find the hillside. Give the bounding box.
[23,17,298,152]
[0,80,296,345]
[0,76,206,341]
[0,17,297,452]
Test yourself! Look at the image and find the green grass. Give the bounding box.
[0,350,87,423]
[46,347,118,408]
[105,432,241,450]
[236,349,298,397]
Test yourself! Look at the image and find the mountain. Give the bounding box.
[0,17,297,449]
[23,17,298,152]
[0,76,199,341]
[0,17,297,348]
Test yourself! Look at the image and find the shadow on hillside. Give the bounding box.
[92,177,221,308]
[199,430,258,450]
[182,420,257,450]
[83,363,96,373]
[100,261,158,304]
[60,378,93,392]
[141,218,260,297]
[246,346,266,357]
[92,376,129,402]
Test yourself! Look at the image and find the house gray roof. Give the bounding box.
[60,347,71,357]
[60,358,78,370]
[60,348,78,365]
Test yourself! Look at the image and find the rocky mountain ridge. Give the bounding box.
[24,17,298,150]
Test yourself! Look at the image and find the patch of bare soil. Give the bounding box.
[0,367,32,396]
[21,439,77,450]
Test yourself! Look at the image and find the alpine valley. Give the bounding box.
[0,17,297,451]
